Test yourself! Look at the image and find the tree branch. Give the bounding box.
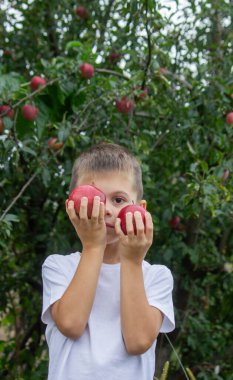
[0,171,39,222]
[141,0,152,89]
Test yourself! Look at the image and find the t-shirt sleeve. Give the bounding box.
[41,255,70,325]
[145,265,175,333]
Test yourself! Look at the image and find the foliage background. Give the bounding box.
[0,0,233,379]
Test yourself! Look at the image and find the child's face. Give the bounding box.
[77,170,140,245]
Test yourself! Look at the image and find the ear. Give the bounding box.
[139,199,147,209]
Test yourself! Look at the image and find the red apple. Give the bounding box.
[139,87,148,100]
[134,86,148,101]
[159,67,167,75]
[30,76,47,91]
[118,205,146,235]
[0,118,4,133]
[0,105,14,119]
[48,138,63,152]
[115,96,134,114]
[75,6,88,19]
[21,104,39,121]
[3,50,11,57]
[108,51,121,63]
[80,63,94,78]
[69,185,106,218]
[226,112,233,124]
[169,216,181,230]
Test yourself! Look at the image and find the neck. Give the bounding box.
[103,241,121,264]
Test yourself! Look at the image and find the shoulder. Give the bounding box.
[42,252,81,272]
[143,261,173,286]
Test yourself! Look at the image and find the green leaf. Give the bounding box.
[21,146,37,156]
[42,167,51,187]
[65,41,83,50]
[187,141,196,155]
[0,73,22,99]
[3,214,19,223]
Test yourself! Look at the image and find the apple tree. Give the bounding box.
[0,0,232,379]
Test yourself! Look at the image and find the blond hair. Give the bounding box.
[69,142,143,200]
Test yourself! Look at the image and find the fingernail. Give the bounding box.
[68,200,74,208]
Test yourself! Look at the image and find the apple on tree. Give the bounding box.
[69,185,106,218]
[0,105,14,119]
[169,216,181,230]
[159,67,167,75]
[48,138,63,152]
[115,96,134,114]
[21,104,39,121]
[226,112,233,124]
[3,50,11,57]
[30,76,47,92]
[118,205,146,235]
[108,51,121,63]
[79,63,94,78]
[133,86,148,101]
[75,5,88,19]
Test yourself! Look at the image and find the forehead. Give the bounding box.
[77,170,137,196]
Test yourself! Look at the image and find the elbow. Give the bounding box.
[56,319,86,340]
[125,338,155,356]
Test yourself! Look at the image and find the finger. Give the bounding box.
[66,200,79,224]
[115,218,125,238]
[126,212,134,237]
[134,211,145,238]
[145,212,153,240]
[91,196,100,220]
[99,202,105,223]
[79,197,88,219]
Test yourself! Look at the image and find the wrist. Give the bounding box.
[120,256,143,267]
[82,245,105,257]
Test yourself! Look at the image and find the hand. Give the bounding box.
[115,211,153,264]
[66,196,107,253]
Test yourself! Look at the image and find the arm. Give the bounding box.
[120,259,163,355]
[116,210,163,355]
[51,196,106,339]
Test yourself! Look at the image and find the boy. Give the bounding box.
[41,142,175,380]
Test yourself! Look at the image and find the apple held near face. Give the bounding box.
[30,76,47,91]
[118,205,146,235]
[80,63,94,78]
[0,105,14,119]
[21,104,39,121]
[69,185,106,218]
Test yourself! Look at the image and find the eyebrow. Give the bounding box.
[112,191,130,197]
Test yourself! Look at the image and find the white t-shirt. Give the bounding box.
[42,252,175,380]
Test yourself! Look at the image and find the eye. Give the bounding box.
[113,197,126,204]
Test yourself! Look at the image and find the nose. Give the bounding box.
[105,199,113,216]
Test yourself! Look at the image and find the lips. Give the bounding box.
[106,223,114,228]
